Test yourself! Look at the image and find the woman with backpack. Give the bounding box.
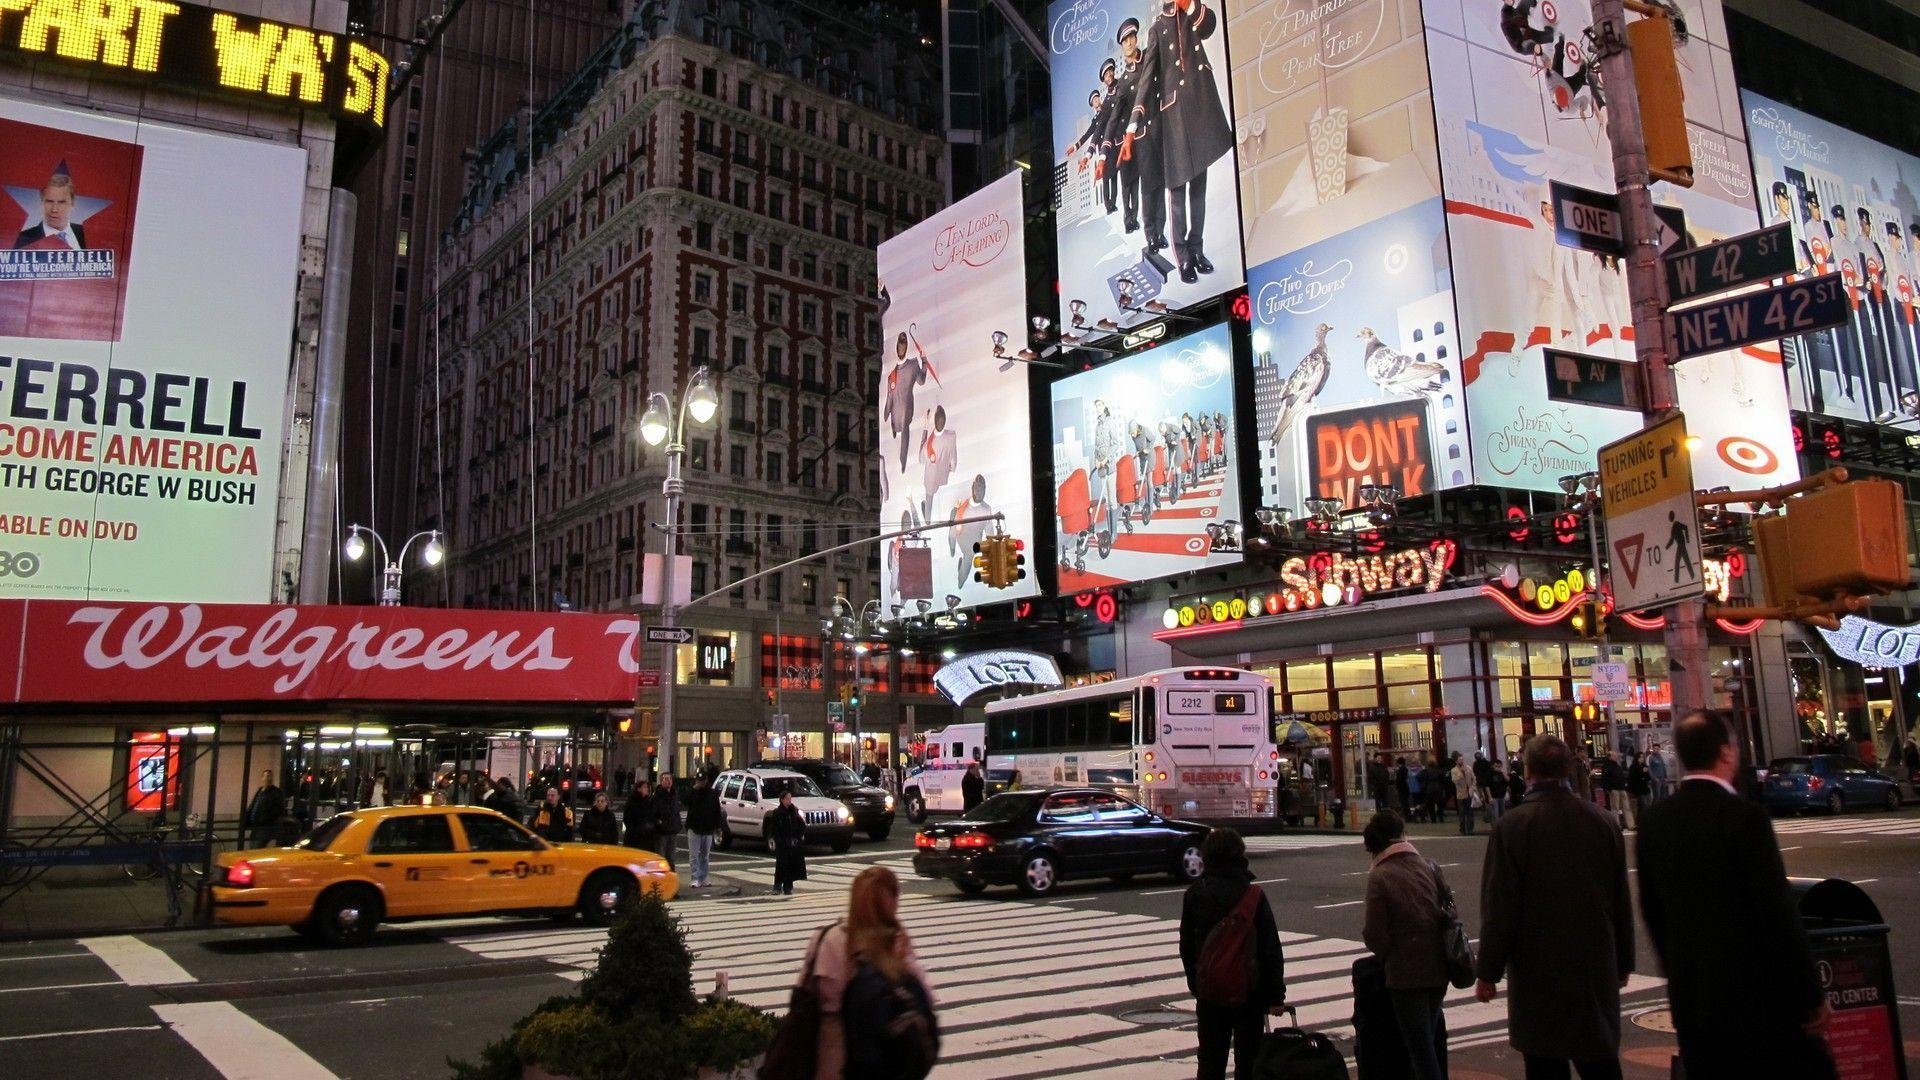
[1361,810,1454,1080]
[1179,828,1287,1080]
[795,866,937,1079]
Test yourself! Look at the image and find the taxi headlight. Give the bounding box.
[884,794,895,811]
[636,859,669,875]
[837,805,852,821]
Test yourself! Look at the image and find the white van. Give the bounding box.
[901,723,984,823]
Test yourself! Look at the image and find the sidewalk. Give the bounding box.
[0,868,196,940]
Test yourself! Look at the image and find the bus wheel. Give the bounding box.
[905,792,928,824]
[1172,842,1204,883]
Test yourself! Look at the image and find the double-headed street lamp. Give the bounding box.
[344,524,444,605]
[638,366,718,778]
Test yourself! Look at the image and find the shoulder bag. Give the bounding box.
[1427,859,1477,990]
[758,922,838,1080]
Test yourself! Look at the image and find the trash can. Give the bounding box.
[1788,877,1908,1080]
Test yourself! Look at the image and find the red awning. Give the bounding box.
[0,600,641,707]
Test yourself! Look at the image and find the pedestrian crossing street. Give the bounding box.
[1771,812,1920,838]
[708,853,920,893]
[444,886,1666,1079]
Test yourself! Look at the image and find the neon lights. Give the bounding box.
[0,0,389,128]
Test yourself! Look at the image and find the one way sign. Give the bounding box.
[645,626,695,645]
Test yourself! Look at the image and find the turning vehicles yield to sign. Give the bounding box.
[1597,413,1704,615]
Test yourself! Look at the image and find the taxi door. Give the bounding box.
[457,812,566,912]
[359,814,471,916]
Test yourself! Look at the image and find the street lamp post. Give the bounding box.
[638,366,718,780]
[343,524,445,605]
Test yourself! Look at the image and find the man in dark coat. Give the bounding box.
[1367,754,1393,812]
[961,762,986,811]
[623,779,656,853]
[651,773,683,871]
[1475,734,1633,1078]
[1123,0,1235,283]
[1637,711,1835,1079]
[245,771,287,849]
[1180,828,1285,1080]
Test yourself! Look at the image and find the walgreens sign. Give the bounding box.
[0,600,641,705]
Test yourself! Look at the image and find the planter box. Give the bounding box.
[522,1055,761,1080]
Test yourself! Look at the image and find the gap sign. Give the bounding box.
[1667,273,1848,361]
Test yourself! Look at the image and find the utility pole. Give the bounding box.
[1588,0,1714,735]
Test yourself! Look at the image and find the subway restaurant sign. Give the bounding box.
[1165,540,1458,627]
[0,0,390,129]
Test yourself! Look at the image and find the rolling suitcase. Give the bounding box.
[1253,1005,1347,1080]
[1350,955,1448,1080]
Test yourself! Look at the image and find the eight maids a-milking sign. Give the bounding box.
[0,0,390,129]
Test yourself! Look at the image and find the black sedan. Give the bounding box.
[912,788,1209,897]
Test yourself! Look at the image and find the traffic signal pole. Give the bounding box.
[1590,0,1715,739]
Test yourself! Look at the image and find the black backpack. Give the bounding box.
[842,959,939,1080]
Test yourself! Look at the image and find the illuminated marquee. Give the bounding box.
[1163,540,1458,627]
[0,0,389,129]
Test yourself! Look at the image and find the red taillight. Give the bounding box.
[226,860,256,887]
[914,832,936,849]
[954,832,993,849]
[1807,775,1824,792]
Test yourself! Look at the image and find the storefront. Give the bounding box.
[1149,551,1773,807]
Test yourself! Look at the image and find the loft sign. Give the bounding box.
[1817,615,1920,669]
[934,649,1063,704]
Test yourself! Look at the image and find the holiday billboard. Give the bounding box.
[1743,91,1920,430]
[1246,196,1467,512]
[1050,0,1246,335]
[1427,0,1797,492]
[875,171,1039,612]
[0,98,305,602]
[1049,322,1242,592]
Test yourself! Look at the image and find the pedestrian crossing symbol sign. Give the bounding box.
[1598,412,1704,615]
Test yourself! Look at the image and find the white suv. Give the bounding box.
[713,768,856,853]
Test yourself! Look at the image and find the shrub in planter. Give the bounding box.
[449,894,773,1080]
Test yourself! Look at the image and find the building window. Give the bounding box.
[695,221,713,249]
[733,179,750,206]
[802,574,817,606]
[767,292,784,321]
[693,271,713,303]
[835,463,850,493]
[696,168,714,197]
[730,282,748,312]
[692,327,712,361]
[768,242,784,271]
[766,344,785,377]
[769,191,785,218]
[766,450,783,481]
[730,337,748,365]
[736,81,752,109]
[801,253,816,280]
[701,68,717,96]
[690,439,709,470]
[833,311,850,339]
[835,262,849,290]
[767,573,784,604]
[732,230,749,258]
[691,561,708,596]
[834,362,849,390]
[802,203,816,231]
[395,230,409,258]
[801,404,818,430]
[800,301,818,331]
[729,445,747,476]
[690,503,710,530]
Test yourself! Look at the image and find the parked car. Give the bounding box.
[1762,755,1903,815]
[207,806,674,946]
[912,788,1207,898]
[712,768,856,853]
[751,759,896,840]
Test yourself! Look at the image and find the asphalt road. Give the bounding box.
[3,811,1918,1078]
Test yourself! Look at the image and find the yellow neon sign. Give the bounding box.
[0,0,389,128]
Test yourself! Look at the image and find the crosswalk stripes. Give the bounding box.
[1239,833,1472,853]
[710,854,918,893]
[1770,813,1920,838]
[442,887,1667,1078]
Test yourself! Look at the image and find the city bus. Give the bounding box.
[982,668,1278,819]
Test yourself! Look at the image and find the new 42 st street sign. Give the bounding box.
[1598,412,1705,615]
[1667,272,1848,362]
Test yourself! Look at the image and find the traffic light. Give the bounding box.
[972,538,994,586]
[1629,12,1693,188]
[848,684,863,710]
[997,537,1027,588]
[1572,701,1603,731]
[1570,598,1607,639]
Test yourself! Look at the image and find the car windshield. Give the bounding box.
[962,792,1043,823]
[295,814,353,851]
[820,764,862,787]
[761,776,825,799]
[1769,759,1812,774]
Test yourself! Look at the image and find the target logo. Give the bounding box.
[1718,436,1778,476]
[1185,537,1207,553]
[1541,0,1560,24]
[1382,243,1409,276]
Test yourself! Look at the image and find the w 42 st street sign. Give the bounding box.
[1666,273,1848,362]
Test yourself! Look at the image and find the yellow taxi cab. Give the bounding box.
[207,804,676,945]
